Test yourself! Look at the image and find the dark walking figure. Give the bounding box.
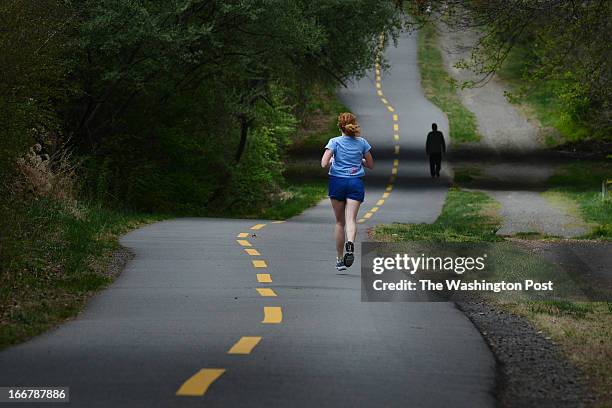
[426,123,446,178]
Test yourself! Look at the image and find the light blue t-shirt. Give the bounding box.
[325,135,372,178]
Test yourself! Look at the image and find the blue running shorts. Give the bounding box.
[328,176,365,202]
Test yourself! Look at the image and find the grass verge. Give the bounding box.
[0,200,166,350]
[503,300,612,406]
[545,162,612,239]
[417,23,480,143]
[373,187,502,242]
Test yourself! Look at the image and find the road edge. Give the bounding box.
[457,300,594,408]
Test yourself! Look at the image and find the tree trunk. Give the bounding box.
[235,116,250,162]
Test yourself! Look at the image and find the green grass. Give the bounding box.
[417,24,480,143]
[373,187,502,242]
[546,162,612,239]
[0,199,166,350]
[527,300,596,318]
[453,166,484,183]
[505,300,612,406]
[260,182,327,220]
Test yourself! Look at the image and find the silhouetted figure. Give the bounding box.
[426,123,445,178]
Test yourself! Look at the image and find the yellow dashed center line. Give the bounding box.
[250,223,266,230]
[257,273,272,283]
[237,239,252,247]
[377,90,383,96]
[271,220,285,224]
[228,337,262,355]
[262,306,283,324]
[370,31,399,229]
[244,248,260,256]
[176,369,225,396]
[357,218,366,224]
[252,260,267,268]
[256,288,277,297]
[237,232,249,238]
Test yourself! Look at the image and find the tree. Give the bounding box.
[419,0,611,136]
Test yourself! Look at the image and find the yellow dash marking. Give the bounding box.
[394,145,400,154]
[394,134,400,141]
[383,191,391,198]
[393,159,399,166]
[376,83,381,89]
[376,75,381,81]
[371,207,379,213]
[393,124,399,131]
[358,219,366,224]
[237,240,252,247]
[387,106,395,112]
[377,90,383,96]
[377,199,385,206]
[391,168,397,175]
[244,248,260,256]
[375,69,380,75]
[393,114,398,121]
[262,307,283,324]
[271,220,285,224]
[256,288,277,297]
[250,224,266,230]
[363,213,373,219]
[237,232,249,238]
[381,98,388,104]
[252,260,267,268]
[176,368,225,396]
[228,337,261,355]
[257,273,272,283]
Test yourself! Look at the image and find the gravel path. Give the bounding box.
[461,162,590,238]
[437,26,590,237]
[438,26,541,152]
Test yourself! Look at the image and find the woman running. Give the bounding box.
[321,112,374,271]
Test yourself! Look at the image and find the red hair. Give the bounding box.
[338,112,361,137]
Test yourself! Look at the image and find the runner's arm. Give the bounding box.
[321,148,333,168]
[362,151,374,169]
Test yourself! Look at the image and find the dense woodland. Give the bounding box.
[0,0,402,213]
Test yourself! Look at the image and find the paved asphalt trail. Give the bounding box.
[0,32,495,407]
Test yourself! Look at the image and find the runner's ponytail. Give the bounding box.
[338,112,361,137]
